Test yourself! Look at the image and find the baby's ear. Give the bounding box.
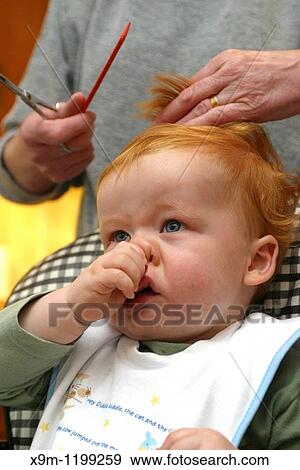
[243,235,279,286]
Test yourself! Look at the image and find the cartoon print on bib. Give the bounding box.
[60,373,91,420]
[138,431,158,450]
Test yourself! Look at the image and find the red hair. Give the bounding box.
[98,74,300,271]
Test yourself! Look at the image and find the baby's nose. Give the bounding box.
[132,237,160,266]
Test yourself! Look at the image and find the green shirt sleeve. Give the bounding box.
[0,295,74,408]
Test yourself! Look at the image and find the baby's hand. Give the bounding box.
[65,241,148,324]
[158,428,236,450]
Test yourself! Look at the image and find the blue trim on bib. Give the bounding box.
[232,330,300,447]
[45,366,59,406]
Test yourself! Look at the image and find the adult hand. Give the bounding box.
[4,92,96,191]
[20,91,96,182]
[158,427,237,450]
[155,50,300,126]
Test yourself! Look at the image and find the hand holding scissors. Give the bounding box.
[0,22,130,190]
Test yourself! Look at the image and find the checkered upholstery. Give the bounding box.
[4,229,300,449]
[8,231,103,305]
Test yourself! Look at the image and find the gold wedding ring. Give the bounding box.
[210,96,220,108]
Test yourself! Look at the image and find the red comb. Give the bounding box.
[81,21,131,112]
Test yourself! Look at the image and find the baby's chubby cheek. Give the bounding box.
[164,260,207,302]
[164,257,228,314]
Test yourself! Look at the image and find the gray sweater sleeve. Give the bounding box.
[0,0,90,203]
[0,295,74,408]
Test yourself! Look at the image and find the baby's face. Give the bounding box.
[98,148,255,342]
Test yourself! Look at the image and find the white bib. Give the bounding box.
[31,313,300,450]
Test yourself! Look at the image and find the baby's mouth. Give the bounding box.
[124,275,160,307]
[134,285,158,299]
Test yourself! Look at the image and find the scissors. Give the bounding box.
[0,73,57,118]
[0,21,131,119]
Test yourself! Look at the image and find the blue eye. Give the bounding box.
[113,230,131,242]
[163,220,184,233]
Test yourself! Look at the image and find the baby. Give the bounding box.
[0,76,299,451]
